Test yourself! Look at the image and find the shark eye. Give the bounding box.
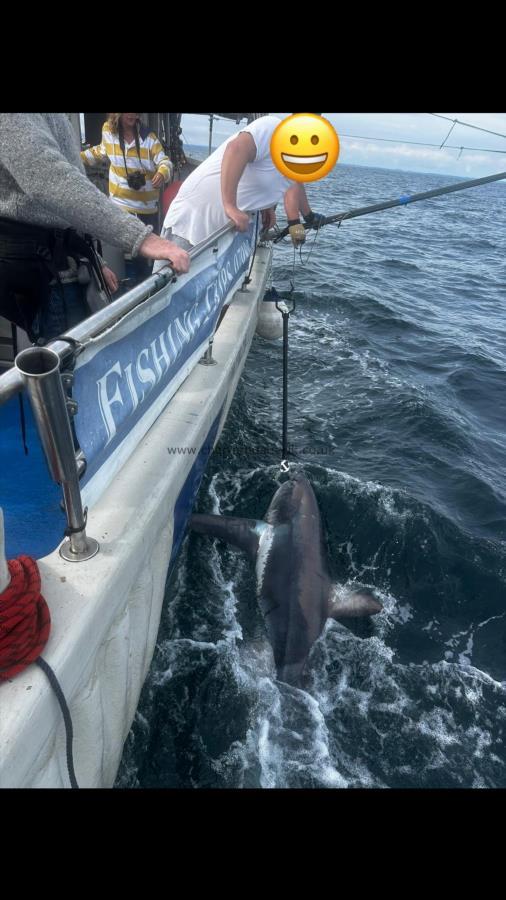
[311,135,319,145]
[290,135,298,145]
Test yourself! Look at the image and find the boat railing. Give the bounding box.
[0,221,236,408]
[0,220,242,561]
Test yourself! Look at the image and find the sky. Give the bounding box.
[180,113,506,178]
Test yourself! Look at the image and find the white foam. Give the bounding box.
[255,524,275,594]
[135,465,506,789]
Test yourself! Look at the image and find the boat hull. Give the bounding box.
[0,245,271,788]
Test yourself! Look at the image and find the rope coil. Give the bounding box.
[0,556,50,680]
[0,556,78,787]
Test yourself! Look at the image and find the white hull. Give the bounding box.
[0,246,271,788]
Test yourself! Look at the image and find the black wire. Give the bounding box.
[11,324,29,455]
[243,212,261,285]
[439,119,457,150]
[281,309,289,462]
[429,112,506,141]
[338,132,506,154]
[35,656,79,789]
[298,224,321,267]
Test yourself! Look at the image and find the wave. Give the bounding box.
[116,159,506,789]
[379,258,422,272]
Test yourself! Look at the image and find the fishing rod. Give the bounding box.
[266,169,506,244]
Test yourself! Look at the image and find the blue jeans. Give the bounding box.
[35,281,89,342]
[124,212,161,289]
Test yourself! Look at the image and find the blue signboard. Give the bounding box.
[72,226,253,504]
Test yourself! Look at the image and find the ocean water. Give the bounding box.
[116,163,506,789]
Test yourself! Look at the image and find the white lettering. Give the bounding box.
[204,284,214,315]
[150,333,172,382]
[124,363,140,411]
[174,315,192,344]
[165,322,178,359]
[167,321,183,360]
[136,348,157,393]
[97,361,124,445]
[93,256,242,448]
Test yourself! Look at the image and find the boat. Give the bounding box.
[0,112,275,788]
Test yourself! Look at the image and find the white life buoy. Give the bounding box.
[256,289,283,340]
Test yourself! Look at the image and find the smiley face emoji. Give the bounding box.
[270,114,340,183]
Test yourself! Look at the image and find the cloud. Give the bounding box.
[180,113,506,177]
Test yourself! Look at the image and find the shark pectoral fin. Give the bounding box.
[328,585,383,620]
[189,514,265,559]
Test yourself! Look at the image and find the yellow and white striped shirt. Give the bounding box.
[81,123,172,216]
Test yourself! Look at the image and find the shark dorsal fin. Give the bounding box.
[328,586,383,619]
[190,514,266,559]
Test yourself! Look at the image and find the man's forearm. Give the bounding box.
[297,185,311,218]
[221,133,256,213]
[221,143,250,211]
[284,184,312,220]
[0,113,149,257]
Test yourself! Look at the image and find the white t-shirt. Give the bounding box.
[164,115,295,246]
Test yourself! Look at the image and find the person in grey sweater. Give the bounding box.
[0,113,190,339]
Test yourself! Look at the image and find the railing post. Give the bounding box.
[199,339,217,366]
[15,348,99,563]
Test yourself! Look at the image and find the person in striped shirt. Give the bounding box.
[81,113,172,233]
[82,113,173,285]
[0,113,189,342]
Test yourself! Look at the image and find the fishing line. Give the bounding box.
[297,223,321,267]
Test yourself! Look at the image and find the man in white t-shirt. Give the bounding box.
[154,115,324,260]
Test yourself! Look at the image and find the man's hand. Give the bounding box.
[261,208,276,230]
[139,233,190,274]
[101,265,119,294]
[304,211,326,229]
[288,223,306,247]
[224,206,251,232]
[151,171,164,189]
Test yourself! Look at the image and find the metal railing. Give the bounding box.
[15,346,100,561]
[0,220,250,560]
[0,221,236,408]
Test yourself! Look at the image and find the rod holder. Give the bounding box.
[15,347,99,562]
[199,340,217,366]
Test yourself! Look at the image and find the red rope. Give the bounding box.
[0,556,51,681]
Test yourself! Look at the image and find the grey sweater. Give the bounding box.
[0,113,150,256]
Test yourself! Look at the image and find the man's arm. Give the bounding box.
[221,132,256,232]
[0,114,149,256]
[284,184,324,246]
[284,183,311,220]
[0,114,190,274]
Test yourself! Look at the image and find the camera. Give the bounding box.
[127,172,146,190]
